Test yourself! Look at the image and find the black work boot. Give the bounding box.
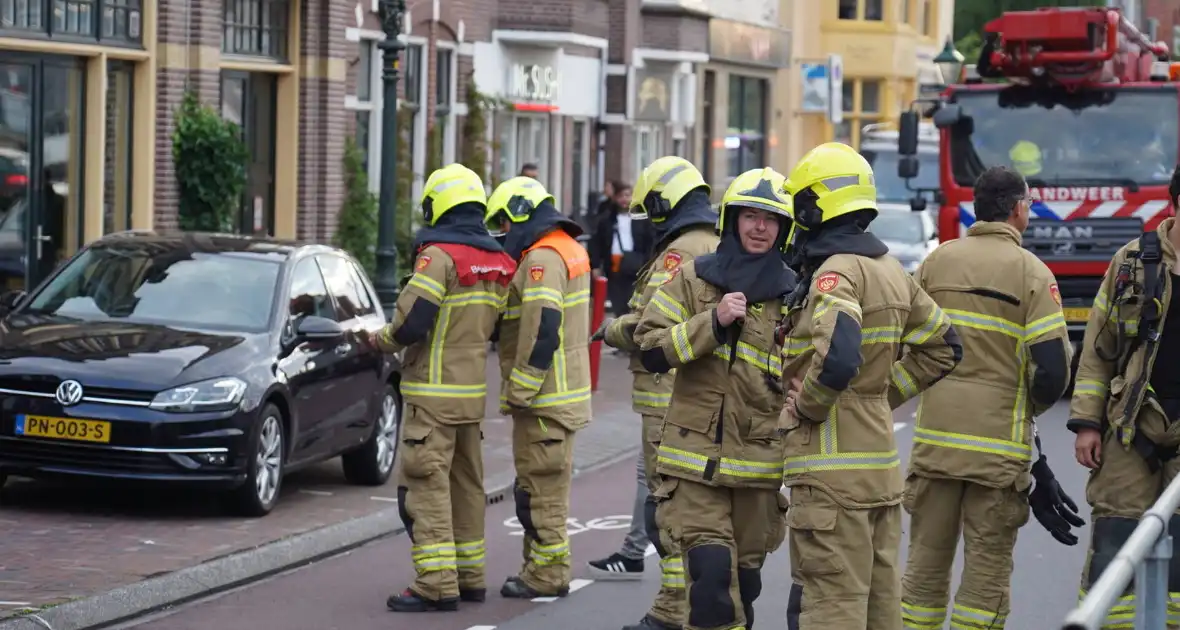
[386,588,459,612]
[459,587,487,602]
[499,576,570,599]
[622,614,681,630]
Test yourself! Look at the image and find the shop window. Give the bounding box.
[103,60,134,235]
[0,0,141,43]
[513,116,549,183]
[701,70,715,182]
[570,120,586,216]
[837,0,882,21]
[840,78,885,148]
[726,75,766,178]
[222,0,289,60]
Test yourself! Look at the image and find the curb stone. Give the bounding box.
[0,445,642,630]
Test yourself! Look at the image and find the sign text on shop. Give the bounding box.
[510,64,561,102]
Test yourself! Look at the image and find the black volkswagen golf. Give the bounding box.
[0,232,401,516]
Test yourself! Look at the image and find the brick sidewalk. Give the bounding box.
[0,354,639,618]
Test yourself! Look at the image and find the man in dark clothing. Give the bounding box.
[590,182,651,317]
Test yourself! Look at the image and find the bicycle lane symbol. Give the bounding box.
[503,514,633,537]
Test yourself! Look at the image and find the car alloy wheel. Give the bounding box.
[256,414,283,506]
[375,392,398,475]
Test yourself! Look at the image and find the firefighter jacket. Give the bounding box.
[498,229,594,431]
[1070,218,1178,451]
[633,260,787,490]
[603,227,719,414]
[781,254,962,508]
[909,222,1071,490]
[376,244,514,423]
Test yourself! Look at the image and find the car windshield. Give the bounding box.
[862,149,939,203]
[868,212,926,244]
[24,243,281,332]
[948,87,1179,188]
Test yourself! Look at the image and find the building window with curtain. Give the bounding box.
[103,60,135,234]
[223,0,289,60]
[838,0,882,21]
[726,75,766,177]
[403,43,423,180]
[834,78,883,148]
[635,125,662,182]
[346,40,377,175]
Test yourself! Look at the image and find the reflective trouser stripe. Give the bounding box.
[660,556,684,588]
[1078,589,1180,628]
[950,603,1006,629]
[455,539,485,568]
[901,601,946,630]
[529,538,570,566]
[412,542,457,573]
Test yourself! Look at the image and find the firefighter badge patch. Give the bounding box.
[415,256,431,272]
[530,265,545,282]
[815,272,840,293]
[663,252,682,272]
[1050,283,1061,306]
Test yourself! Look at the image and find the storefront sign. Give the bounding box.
[634,67,674,123]
[708,19,790,68]
[510,64,561,102]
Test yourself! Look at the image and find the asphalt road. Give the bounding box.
[117,400,1091,630]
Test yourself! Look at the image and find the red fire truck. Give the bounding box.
[896,6,1176,372]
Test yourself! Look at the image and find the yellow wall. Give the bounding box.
[781,0,954,169]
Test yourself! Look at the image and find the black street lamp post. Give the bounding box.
[375,0,407,313]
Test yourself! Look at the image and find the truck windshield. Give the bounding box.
[862,149,939,203]
[948,87,1178,188]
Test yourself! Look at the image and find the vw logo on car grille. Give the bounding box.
[55,380,84,406]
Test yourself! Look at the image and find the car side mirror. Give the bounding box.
[932,104,962,129]
[910,197,928,212]
[0,290,27,314]
[295,315,344,341]
[898,155,920,180]
[898,111,920,155]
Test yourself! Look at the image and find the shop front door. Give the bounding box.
[0,55,85,293]
[221,71,277,236]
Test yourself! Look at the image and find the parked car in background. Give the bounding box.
[869,209,938,273]
[0,231,401,516]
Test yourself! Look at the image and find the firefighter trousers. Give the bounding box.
[900,475,1029,630]
[640,413,685,627]
[1080,426,1180,629]
[650,476,788,630]
[786,485,902,630]
[395,404,486,602]
[511,412,576,595]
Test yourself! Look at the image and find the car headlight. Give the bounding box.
[150,377,248,412]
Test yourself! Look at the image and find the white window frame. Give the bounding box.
[344,29,429,200]
[505,114,551,184]
[436,41,459,165]
[570,118,590,213]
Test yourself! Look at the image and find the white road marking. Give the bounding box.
[531,578,594,602]
[466,626,497,630]
[370,496,399,502]
[0,602,31,607]
[893,422,909,431]
[299,489,333,496]
[644,543,657,557]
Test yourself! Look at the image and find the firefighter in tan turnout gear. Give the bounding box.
[374,163,517,613]
[485,176,593,599]
[590,156,719,630]
[900,166,1079,630]
[635,167,797,630]
[778,142,962,630]
[1071,166,1180,628]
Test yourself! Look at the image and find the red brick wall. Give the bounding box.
[1143,0,1180,55]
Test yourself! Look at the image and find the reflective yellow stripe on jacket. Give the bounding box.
[499,288,592,408]
[402,289,508,399]
[912,308,1066,460]
[657,444,784,481]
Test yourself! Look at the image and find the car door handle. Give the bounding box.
[334,343,353,355]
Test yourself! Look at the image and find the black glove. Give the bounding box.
[1029,455,1086,545]
[590,317,614,343]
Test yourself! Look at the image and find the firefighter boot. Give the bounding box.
[499,575,570,599]
[386,588,459,613]
[623,614,682,630]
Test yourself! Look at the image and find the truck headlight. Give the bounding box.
[150,377,248,413]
